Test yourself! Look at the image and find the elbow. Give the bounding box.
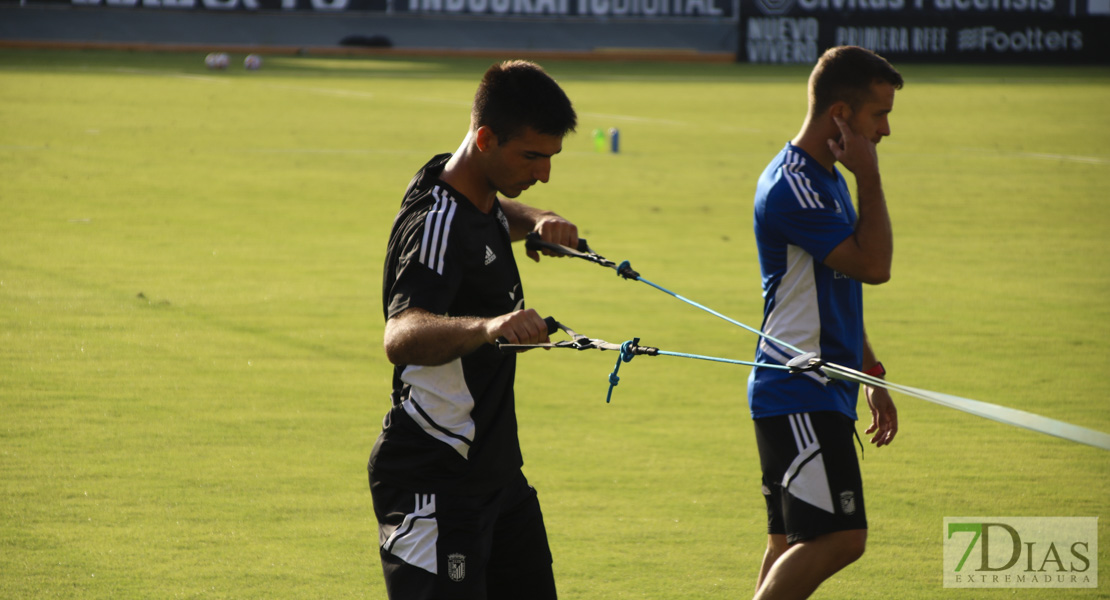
[863,269,891,285]
[382,319,411,366]
[383,338,404,366]
[861,254,892,284]
[854,261,891,285]
[382,335,403,366]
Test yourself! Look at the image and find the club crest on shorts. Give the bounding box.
[447,553,466,582]
[839,491,856,516]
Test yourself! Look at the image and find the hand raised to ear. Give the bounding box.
[828,115,879,176]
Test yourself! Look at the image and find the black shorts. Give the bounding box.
[370,471,556,600]
[754,411,867,544]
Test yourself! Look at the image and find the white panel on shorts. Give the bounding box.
[382,493,439,575]
[782,413,835,514]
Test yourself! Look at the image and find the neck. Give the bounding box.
[791,114,838,173]
[441,131,496,213]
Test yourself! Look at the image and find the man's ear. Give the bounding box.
[830,101,852,122]
[474,126,497,152]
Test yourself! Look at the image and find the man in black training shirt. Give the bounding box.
[370,60,578,599]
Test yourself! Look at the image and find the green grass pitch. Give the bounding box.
[2,48,1108,598]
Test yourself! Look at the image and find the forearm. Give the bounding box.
[500,198,553,242]
[853,171,893,276]
[384,308,490,366]
[861,324,898,446]
[499,198,578,260]
[861,326,884,376]
[825,117,894,283]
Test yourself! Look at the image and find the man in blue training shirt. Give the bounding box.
[749,46,903,600]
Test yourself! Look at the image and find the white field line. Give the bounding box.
[255,82,375,99]
[240,148,431,155]
[80,67,703,129]
[407,96,469,106]
[111,67,232,83]
[579,111,686,126]
[109,68,376,100]
[16,68,1105,165]
[955,146,1110,166]
[1010,151,1109,165]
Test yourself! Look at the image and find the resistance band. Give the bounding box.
[519,235,1110,452]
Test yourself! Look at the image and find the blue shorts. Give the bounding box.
[754,411,867,544]
[370,471,556,600]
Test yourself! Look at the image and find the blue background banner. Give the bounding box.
[739,0,1109,63]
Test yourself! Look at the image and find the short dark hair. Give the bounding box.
[808,46,904,117]
[471,60,577,143]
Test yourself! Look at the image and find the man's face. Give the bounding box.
[847,81,896,144]
[482,126,563,199]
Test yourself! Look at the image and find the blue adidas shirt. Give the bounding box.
[748,143,864,420]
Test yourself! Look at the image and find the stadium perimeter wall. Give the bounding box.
[0,7,741,61]
[1,1,1107,63]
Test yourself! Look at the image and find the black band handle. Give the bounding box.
[524,231,588,254]
[496,316,560,349]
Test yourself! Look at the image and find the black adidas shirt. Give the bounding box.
[370,154,526,495]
